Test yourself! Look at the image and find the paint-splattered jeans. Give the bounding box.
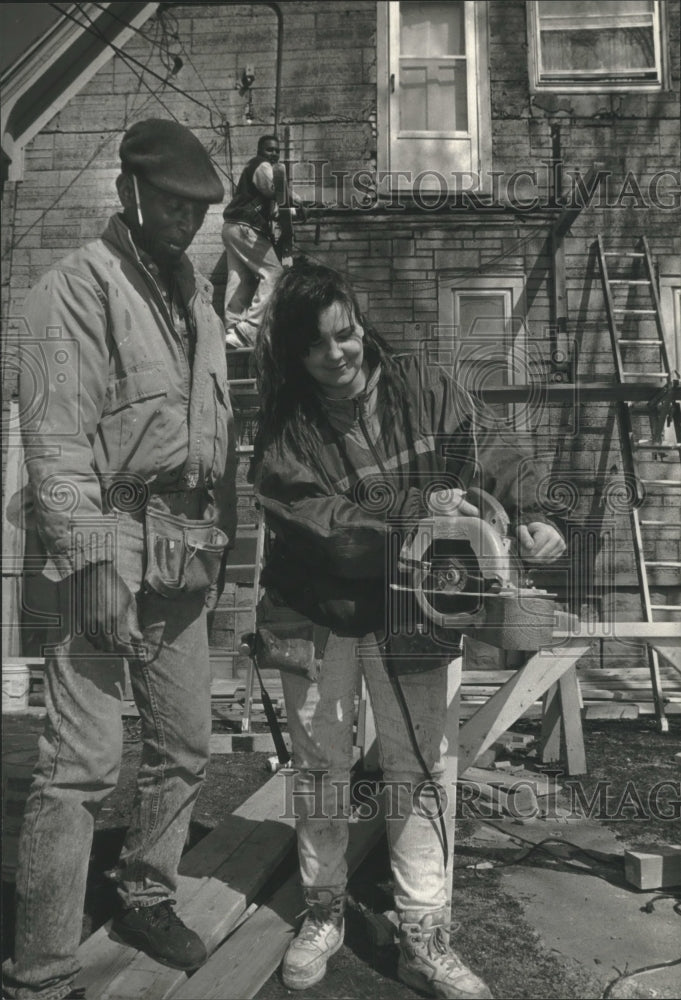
[3,504,211,1000]
[280,632,450,917]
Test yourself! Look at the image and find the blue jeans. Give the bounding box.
[3,502,212,1000]
[281,633,450,917]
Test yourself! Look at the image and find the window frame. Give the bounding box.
[527,0,668,93]
[437,273,531,430]
[377,1,492,194]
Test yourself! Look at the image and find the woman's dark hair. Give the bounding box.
[254,260,409,460]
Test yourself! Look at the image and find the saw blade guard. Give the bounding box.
[398,513,515,628]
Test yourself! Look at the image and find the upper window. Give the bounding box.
[528,0,666,92]
[377,2,491,193]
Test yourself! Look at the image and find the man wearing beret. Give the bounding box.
[4,119,236,999]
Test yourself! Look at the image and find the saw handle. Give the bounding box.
[464,487,510,538]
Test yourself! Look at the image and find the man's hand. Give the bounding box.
[76,561,145,658]
[517,522,566,564]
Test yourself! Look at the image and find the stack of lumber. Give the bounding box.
[459,659,681,722]
[72,761,385,998]
[578,661,681,719]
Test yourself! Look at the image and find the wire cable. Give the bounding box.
[47,3,218,120]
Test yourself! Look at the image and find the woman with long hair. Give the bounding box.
[251,261,564,999]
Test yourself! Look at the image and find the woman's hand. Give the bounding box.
[517,522,566,564]
[428,488,480,517]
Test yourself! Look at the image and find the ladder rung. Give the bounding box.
[618,339,663,345]
[613,308,657,314]
[641,479,681,486]
[621,372,667,377]
[644,561,681,567]
[609,279,651,285]
[604,251,645,257]
[650,604,681,610]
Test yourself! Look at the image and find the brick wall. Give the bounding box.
[2,1,680,651]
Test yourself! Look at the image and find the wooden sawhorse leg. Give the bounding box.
[458,642,591,776]
[541,666,587,775]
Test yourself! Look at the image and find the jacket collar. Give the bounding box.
[101,213,203,303]
[315,361,382,434]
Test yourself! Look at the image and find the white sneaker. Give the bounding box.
[281,889,345,990]
[225,326,253,349]
[398,909,493,999]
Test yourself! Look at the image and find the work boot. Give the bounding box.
[281,887,345,990]
[111,899,207,970]
[398,909,493,1000]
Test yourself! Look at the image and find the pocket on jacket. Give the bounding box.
[103,365,167,415]
[100,364,173,472]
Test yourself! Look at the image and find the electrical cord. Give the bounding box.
[602,958,681,999]
[461,818,681,998]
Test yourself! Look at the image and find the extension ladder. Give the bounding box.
[222,347,265,733]
[596,235,681,732]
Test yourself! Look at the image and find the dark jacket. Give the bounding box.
[253,353,550,636]
[222,155,275,238]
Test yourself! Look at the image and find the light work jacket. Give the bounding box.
[19,213,237,577]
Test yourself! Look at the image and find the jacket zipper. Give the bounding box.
[124,229,193,380]
[356,402,388,475]
[124,230,199,486]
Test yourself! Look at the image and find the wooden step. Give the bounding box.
[73,773,297,998]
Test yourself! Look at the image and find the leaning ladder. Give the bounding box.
[596,235,681,732]
[223,347,266,733]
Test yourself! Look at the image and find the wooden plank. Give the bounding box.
[74,773,296,998]
[555,623,681,642]
[460,765,557,797]
[584,704,640,720]
[458,644,591,774]
[209,732,290,755]
[172,805,386,1000]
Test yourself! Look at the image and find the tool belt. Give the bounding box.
[255,590,331,681]
[144,500,229,599]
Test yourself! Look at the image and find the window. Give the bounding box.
[437,276,531,430]
[377,1,491,192]
[528,0,666,92]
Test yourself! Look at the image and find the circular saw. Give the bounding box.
[394,487,556,650]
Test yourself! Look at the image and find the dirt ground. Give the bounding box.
[2,714,680,999]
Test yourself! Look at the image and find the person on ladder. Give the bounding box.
[250,261,565,998]
[222,134,304,349]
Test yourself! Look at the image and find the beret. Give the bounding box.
[120,118,224,203]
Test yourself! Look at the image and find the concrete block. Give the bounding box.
[624,847,681,890]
